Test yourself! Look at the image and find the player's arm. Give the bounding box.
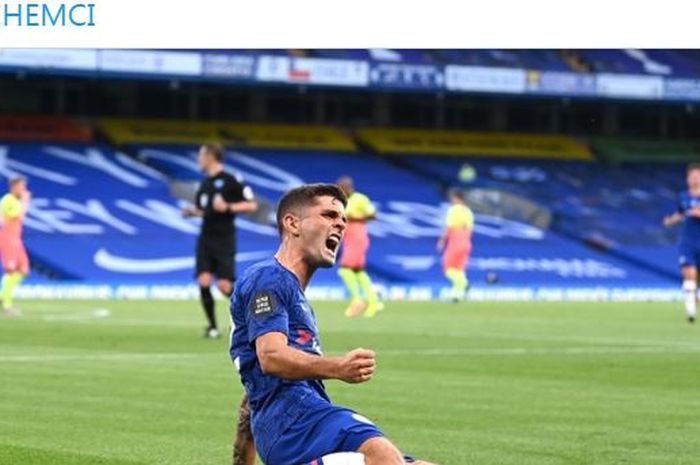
[19,190,31,215]
[663,211,684,226]
[213,197,257,214]
[231,185,258,214]
[436,227,449,251]
[362,197,377,222]
[183,183,206,218]
[437,206,453,251]
[255,332,375,384]
[181,204,204,217]
[214,184,258,214]
[465,208,474,235]
[227,199,258,214]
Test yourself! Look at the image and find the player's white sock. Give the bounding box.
[317,452,365,465]
[682,280,697,318]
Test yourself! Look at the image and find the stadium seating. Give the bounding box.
[308,49,435,64]
[306,49,573,71]
[390,154,682,281]
[373,49,700,78]
[129,143,450,286]
[577,49,699,77]
[2,119,686,290]
[125,142,674,288]
[431,50,572,71]
[352,127,690,283]
[4,141,279,284]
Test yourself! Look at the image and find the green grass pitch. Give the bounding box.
[1,299,699,465]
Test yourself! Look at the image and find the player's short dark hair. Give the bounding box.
[8,176,25,188]
[447,187,463,199]
[201,142,225,162]
[687,163,700,174]
[276,183,347,236]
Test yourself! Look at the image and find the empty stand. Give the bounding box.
[3,119,687,289]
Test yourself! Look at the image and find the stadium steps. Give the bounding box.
[382,151,680,285]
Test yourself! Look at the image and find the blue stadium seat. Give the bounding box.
[129,144,676,287]
[5,140,680,288]
[396,154,682,281]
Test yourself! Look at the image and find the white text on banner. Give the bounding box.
[256,56,369,87]
[445,65,527,93]
[596,74,664,99]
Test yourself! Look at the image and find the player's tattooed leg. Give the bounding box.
[232,393,255,465]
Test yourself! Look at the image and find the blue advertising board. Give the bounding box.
[1,49,700,102]
[369,62,443,90]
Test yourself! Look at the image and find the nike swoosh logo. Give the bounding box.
[93,248,272,273]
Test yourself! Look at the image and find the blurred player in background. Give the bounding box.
[663,163,700,323]
[0,176,31,315]
[336,176,384,318]
[182,143,257,338]
[437,188,473,302]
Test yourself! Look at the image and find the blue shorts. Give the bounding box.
[678,241,700,268]
[262,404,384,465]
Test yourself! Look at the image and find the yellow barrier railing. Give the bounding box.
[357,128,592,160]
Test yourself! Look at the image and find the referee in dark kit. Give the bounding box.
[182,142,257,338]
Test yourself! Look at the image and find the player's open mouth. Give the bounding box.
[325,234,341,254]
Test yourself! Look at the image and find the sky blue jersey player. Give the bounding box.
[663,163,700,323]
[229,184,437,465]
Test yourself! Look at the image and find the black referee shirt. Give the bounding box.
[195,170,254,237]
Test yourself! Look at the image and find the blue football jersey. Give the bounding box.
[229,258,387,464]
[229,257,329,410]
[677,191,700,241]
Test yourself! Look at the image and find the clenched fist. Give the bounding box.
[336,348,376,384]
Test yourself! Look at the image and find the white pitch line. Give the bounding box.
[380,346,700,356]
[0,352,208,363]
[20,311,200,327]
[83,318,199,327]
[2,345,700,364]
[40,308,112,321]
[475,331,700,349]
[325,328,700,349]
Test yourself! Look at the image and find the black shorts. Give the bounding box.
[195,234,235,281]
